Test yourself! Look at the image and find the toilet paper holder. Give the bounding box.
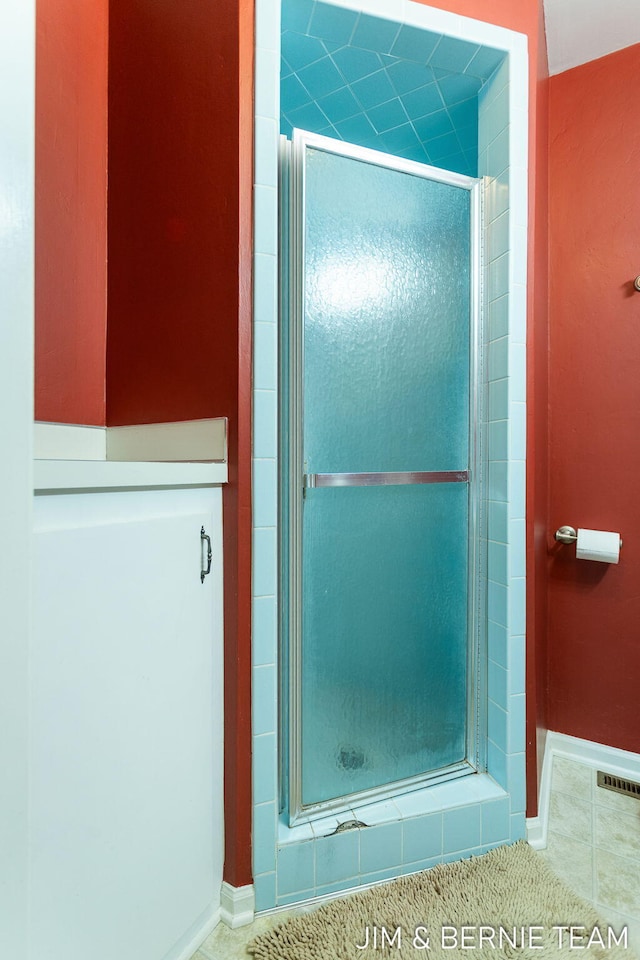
[555,525,578,544]
[555,525,623,548]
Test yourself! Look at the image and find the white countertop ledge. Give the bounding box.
[34,459,228,492]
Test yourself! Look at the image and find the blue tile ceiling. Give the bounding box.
[281,0,505,176]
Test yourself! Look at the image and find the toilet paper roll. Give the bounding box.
[576,528,621,564]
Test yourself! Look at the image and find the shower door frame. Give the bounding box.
[282,130,486,825]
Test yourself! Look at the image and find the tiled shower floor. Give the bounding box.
[192,755,640,958]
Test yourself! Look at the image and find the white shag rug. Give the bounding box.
[249,841,634,959]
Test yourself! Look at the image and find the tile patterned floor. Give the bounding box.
[538,755,640,951]
[193,758,640,958]
[191,909,298,960]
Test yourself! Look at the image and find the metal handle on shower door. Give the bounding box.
[303,470,469,488]
[200,526,212,583]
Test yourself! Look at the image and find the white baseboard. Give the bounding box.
[544,730,640,778]
[528,730,640,852]
[525,815,545,850]
[169,904,221,960]
[220,881,256,928]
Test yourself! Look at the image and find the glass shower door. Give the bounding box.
[286,131,481,819]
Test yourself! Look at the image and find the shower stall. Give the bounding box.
[250,0,529,912]
[281,131,485,822]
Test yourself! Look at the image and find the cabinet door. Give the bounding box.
[31,488,223,960]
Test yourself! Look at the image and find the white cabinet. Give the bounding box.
[31,485,223,960]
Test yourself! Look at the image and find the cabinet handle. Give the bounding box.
[200,526,212,583]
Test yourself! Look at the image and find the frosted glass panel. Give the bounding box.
[292,140,476,813]
[301,484,468,806]
[304,147,470,474]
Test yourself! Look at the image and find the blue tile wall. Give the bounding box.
[481,798,510,845]
[252,0,529,913]
[253,732,277,803]
[310,3,358,44]
[279,0,507,175]
[315,830,359,885]
[479,36,529,815]
[443,804,481,854]
[277,840,316,895]
[351,12,400,53]
[254,872,276,912]
[402,813,442,862]
[402,856,442,876]
[360,822,402,874]
[391,25,439,63]
[254,802,278,875]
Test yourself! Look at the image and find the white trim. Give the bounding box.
[34,422,107,460]
[525,815,545,849]
[545,730,640,778]
[34,418,227,463]
[296,129,480,189]
[34,459,228,492]
[0,2,34,955]
[529,731,553,849]
[220,882,256,929]
[167,905,221,960]
[529,730,640,851]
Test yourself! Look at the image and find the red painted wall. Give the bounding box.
[527,0,549,815]
[35,0,109,425]
[106,0,240,426]
[107,0,254,887]
[224,0,255,892]
[547,43,640,754]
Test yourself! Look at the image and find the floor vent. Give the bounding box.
[597,770,640,799]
